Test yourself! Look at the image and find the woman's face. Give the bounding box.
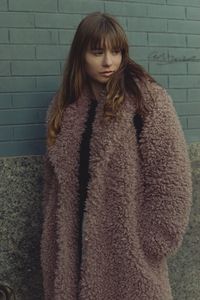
[84,40,122,87]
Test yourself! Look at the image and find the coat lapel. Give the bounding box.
[47,91,137,299]
[47,94,90,299]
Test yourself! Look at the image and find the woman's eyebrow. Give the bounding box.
[90,47,104,51]
[93,46,104,49]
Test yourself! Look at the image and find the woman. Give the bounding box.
[40,12,192,300]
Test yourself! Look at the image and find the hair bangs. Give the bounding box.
[87,20,127,53]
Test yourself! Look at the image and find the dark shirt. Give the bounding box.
[78,99,98,268]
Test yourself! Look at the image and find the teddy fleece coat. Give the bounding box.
[40,79,192,300]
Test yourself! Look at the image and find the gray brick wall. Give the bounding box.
[0,0,200,156]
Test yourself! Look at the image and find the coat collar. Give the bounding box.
[47,89,137,186]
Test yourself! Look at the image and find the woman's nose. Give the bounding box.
[102,53,112,66]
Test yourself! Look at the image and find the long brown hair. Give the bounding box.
[47,12,157,146]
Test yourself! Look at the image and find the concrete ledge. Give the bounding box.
[0,156,44,300]
[168,142,200,299]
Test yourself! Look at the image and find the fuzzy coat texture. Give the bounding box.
[40,78,192,300]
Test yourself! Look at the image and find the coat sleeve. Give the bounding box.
[40,153,59,300]
[41,153,58,214]
[41,95,58,213]
[138,83,193,261]
[40,96,59,299]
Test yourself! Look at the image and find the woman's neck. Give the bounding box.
[89,82,106,102]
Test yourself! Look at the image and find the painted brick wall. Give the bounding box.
[0,0,200,156]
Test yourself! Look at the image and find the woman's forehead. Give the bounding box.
[88,36,120,49]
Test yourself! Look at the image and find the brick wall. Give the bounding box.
[0,0,200,156]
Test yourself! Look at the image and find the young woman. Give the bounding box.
[40,12,192,300]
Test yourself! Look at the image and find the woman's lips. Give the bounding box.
[100,71,114,77]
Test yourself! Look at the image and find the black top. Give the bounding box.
[78,99,98,219]
[77,99,98,269]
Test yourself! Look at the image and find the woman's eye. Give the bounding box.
[112,49,121,54]
[92,50,103,56]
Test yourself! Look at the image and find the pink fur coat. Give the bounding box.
[40,79,192,300]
